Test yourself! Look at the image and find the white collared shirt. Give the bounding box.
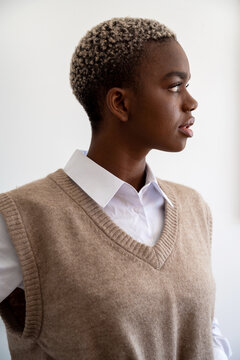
[64,149,173,247]
[0,149,232,359]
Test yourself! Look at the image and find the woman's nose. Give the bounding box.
[191,96,198,111]
[183,93,198,112]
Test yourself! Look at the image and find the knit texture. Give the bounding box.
[0,169,216,360]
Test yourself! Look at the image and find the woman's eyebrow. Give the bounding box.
[161,71,191,81]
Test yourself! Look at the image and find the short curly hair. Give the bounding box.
[70,17,177,132]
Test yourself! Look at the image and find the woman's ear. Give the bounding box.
[106,87,131,123]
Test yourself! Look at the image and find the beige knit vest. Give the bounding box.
[0,169,216,360]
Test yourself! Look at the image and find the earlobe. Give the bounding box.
[106,88,129,122]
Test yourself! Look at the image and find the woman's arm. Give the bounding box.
[212,317,232,359]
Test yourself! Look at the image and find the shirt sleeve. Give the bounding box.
[212,317,233,359]
[0,213,24,303]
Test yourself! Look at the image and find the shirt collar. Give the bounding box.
[63,149,174,208]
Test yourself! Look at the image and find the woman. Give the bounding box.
[0,17,232,359]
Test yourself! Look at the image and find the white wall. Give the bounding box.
[0,0,239,358]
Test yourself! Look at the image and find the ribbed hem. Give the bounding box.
[0,193,42,340]
[48,169,178,270]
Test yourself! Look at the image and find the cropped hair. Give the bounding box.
[69,17,177,132]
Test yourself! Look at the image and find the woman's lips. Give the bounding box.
[178,117,195,137]
[178,126,193,137]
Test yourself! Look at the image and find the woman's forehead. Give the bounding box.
[141,40,190,78]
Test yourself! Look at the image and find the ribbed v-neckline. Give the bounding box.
[48,169,178,270]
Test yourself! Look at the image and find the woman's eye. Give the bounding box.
[169,83,190,93]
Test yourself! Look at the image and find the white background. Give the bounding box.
[0,0,239,358]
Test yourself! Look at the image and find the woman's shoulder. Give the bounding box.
[157,177,208,207]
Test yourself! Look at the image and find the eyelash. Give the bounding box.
[169,82,190,93]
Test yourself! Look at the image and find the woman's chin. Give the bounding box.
[154,139,187,152]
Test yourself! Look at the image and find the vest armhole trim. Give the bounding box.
[0,192,42,341]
